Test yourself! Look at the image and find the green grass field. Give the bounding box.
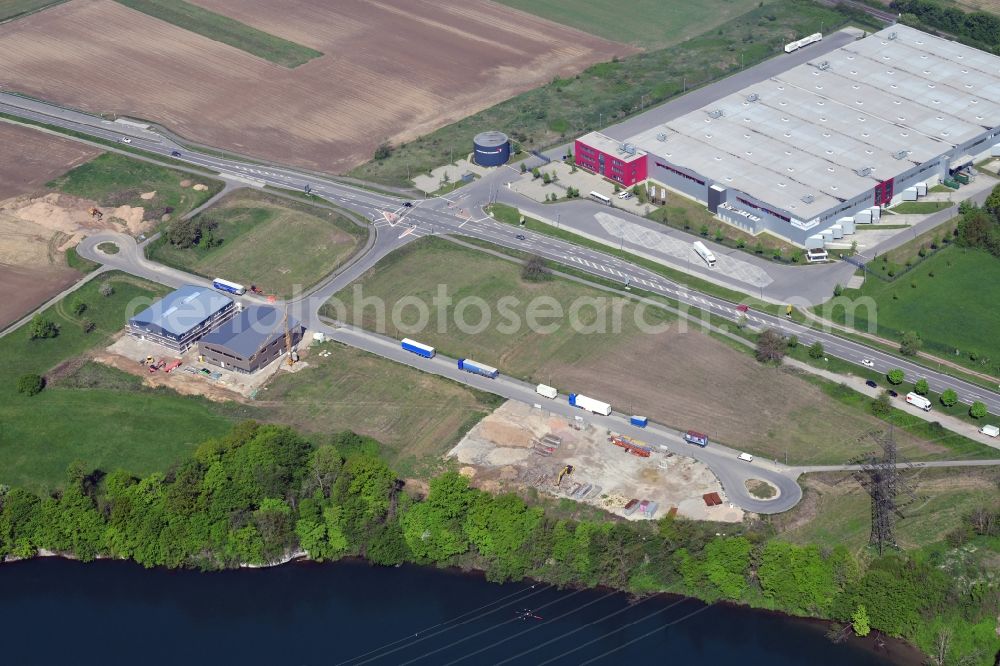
[261,343,501,479]
[325,237,989,465]
[47,152,223,221]
[0,0,65,21]
[777,468,1000,554]
[496,0,776,50]
[113,0,322,68]
[0,273,240,492]
[825,246,1000,368]
[890,201,954,214]
[352,0,875,186]
[147,191,366,297]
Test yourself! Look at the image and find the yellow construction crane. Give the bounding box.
[556,465,573,486]
[282,306,296,366]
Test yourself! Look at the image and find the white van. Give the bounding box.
[617,190,632,200]
[905,392,932,412]
[980,424,999,438]
[738,452,754,462]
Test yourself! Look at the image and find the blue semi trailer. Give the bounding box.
[458,358,499,378]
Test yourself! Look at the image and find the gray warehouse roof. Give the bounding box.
[199,305,298,358]
[629,25,1000,222]
[128,285,233,338]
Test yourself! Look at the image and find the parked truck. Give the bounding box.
[401,338,435,358]
[979,424,999,438]
[535,384,558,399]
[457,358,499,379]
[693,241,716,268]
[568,393,612,416]
[683,430,709,447]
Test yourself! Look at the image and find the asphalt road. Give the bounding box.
[6,92,1000,509]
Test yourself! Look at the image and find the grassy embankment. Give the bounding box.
[351,0,879,186]
[0,273,242,493]
[890,201,954,214]
[47,152,223,221]
[776,467,1000,555]
[823,245,1000,375]
[496,0,777,50]
[147,190,367,298]
[112,0,322,68]
[0,0,65,22]
[324,236,994,465]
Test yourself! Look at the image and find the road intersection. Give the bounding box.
[5,92,1000,513]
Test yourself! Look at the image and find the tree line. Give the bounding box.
[891,0,1000,52]
[0,422,996,664]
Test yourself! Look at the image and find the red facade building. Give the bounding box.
[574,131,648,186]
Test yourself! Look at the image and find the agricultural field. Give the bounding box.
[496,0,776,50]
[0,0,629,174]
[826,246,1000,367]
[775,467,1000,554]
[114,0,322,67]
[0,123,104,328]
[47,151,222,221]
[147,191,365,297]
[329,238,970,465]
[0,273,240,493]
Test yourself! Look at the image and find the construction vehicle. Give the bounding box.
[139,356,154,366]
[282,306,296,366]
[610,434,652,458]
[147,359,166,373]
[556,465,573,486]
[163,360,182,373]
[88,207,103,220]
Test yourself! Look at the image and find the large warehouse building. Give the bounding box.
[128,285,236,352]
[199,305,304,374]
[576,25,1000,247]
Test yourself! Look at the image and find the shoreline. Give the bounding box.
[2,549,926,664]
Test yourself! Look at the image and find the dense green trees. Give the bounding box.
[0,421,996,664]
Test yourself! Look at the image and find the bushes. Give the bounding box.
[27,315,58,340]
[755,328,786,364]
[16,374,45,396]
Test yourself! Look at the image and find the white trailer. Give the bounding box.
[569,393,612,416]
[692,241,717,268]
[980,424,999,437]
[535,384,558,399]
[905,392,932,411]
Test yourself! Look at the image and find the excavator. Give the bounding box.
[88,207,103,220]
[556,465,573,486]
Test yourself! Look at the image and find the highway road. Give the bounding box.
[5,92,1000,509]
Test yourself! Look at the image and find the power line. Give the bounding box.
[341,583,553,666]
[393,588,588,666]
[494,593,671,666]
[535,597,696,666]
[440,590,620,666]
[576,603,714,666]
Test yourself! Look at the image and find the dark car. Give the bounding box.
[888,390,899,398]
[866,380,878,388]
[515,234,526,241]
[402,201,413,207]
[170,150,181,157]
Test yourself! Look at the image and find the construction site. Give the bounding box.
[448,401,744,523]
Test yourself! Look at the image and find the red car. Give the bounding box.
[736,304,749,313]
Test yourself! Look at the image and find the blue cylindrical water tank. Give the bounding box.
[473,131,510,167]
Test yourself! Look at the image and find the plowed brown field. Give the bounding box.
[0,0,632,172]
[0,123,100,200]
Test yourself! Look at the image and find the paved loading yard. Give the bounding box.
[448,401,743,523]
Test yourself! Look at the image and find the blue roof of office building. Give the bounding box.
[199,305,299,358]
[128,285,233,339]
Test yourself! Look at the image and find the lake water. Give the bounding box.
[0,558,913,665]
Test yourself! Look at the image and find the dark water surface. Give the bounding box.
[0,557,912,665]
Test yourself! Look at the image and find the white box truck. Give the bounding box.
[980,424,999,437]
[905,392,932,411]
[535,384,558,399]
